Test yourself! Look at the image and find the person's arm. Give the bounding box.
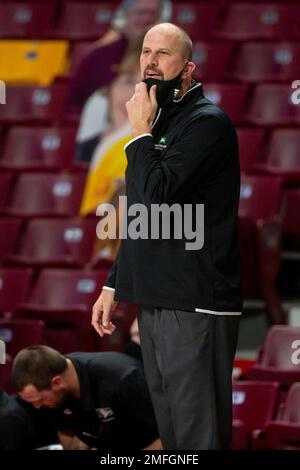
[92,251,119,337]
[58,431,90,450]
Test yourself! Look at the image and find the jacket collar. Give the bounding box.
[151,81,203,129]
[173,80,202,104]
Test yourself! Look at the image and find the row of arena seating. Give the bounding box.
[1,39,300,85]
[0,172,292,238]
[1,126,300,176]
[0,82,300,125]
[1,2,300,41]
[0,171,300,248]
[233,380,300,450]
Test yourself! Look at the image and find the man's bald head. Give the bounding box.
[144,23,193,61]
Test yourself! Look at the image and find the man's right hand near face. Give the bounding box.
[92,289,117,337]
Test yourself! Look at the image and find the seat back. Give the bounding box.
[7,172,86,217]
[203,83,248,124]
[215,3,299,40]
[0,2,56,38]
[0,219,21,264]
[51,2,118,40]
[192,41,233,82]
[260,326,300,369]
[28,269,108,309]
[230,42,300,83]
[281,383,300,422]
[18,218,97,265]
[246,84,300,126]
[0,173,13,209]
[171,2,220,40]
[264,129,300,170]
[0,40,69,86]
[1,126,77,171]
[0,83,69,124]
[237,128,265,174]
[0,268,33,315]
[239,174,283,221]
[0,319,45,357]
[233,381,279,431]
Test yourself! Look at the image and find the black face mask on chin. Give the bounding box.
[142,67,186,108]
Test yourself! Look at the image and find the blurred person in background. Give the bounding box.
[78,45,141,260]
[76,41,141,167]
[68,0,170,114]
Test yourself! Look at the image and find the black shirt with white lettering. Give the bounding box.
[46,352,158,450]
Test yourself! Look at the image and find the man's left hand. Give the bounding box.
[126,82,157,138]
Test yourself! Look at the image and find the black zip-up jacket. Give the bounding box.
[104,82,243,313]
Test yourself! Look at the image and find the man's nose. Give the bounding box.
[147,53,158,67]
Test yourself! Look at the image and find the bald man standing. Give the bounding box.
[92,23,242,450]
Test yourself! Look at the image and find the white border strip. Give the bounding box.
[195,308,242,316]
[124,133,153,152]
[173,83,201,103]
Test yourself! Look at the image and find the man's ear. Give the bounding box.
[182,61,196,79]
[51,375,63,389]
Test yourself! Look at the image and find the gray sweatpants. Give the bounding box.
[137,306,240,450]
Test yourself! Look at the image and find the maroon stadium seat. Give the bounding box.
[232,381,279,450]
[16,268,134,353]
[192,41,233,83]
[0,173,13,210]
[214,3,299,41]
[5,218,98,268]
[245,84,300,127]
[237,128,265,174]
[16,268,107,352]
[239,175,285,323]
[49,2,118,40]
[203,83,248,124]
[0,219,22,265]
[0,319,45,357]
[255,129,300,183]
[171,2,221,40]
[0,2,56,39]
[0,268,33,317]
[255,383,300,450]
[0,126,77,172]
[0,82,69,125]
[228,42,300,83]
[2,172,86,218]
[245,326,300,387]
[239,174,283,221]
